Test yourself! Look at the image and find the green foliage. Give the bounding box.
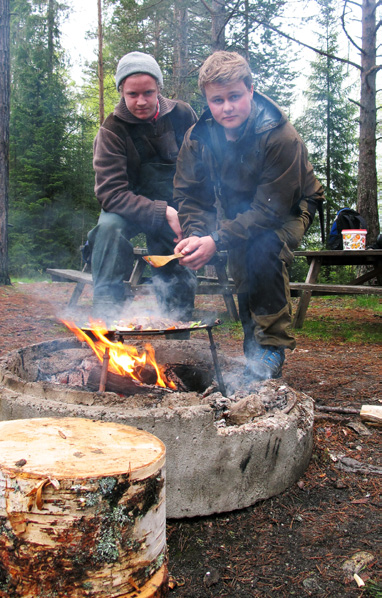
[8,0,99,277]
[230,0,298,109]
[365,581,382,598]
[90,0,299,116]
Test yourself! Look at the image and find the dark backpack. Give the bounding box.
[326,208,367,250]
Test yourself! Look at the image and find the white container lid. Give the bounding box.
[342,229,367,233]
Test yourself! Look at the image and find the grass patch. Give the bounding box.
[355,294,382,312]
[12,275,53,284]
[215,320,244,341]
[295,317,381,343]
[217,296,381,345]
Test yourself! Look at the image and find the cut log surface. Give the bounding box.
[360,405,382,427]
[0,417,168,598]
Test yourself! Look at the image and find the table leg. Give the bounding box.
[214,262,239,321]
[292,258,322,328]
[68,282,86,307]
[349,264,382,286]
[129,256,147,286]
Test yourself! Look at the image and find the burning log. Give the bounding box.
[86,364,186,395]
[0,418,168,597]
[87,366,168,395]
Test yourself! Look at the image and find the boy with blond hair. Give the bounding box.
[174,51,324,381]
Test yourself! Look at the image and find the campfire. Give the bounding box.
[62,319,176,390]
[61,316,226,395]
[0,336,314,518]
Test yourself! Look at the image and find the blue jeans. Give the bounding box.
[88,211,197,319]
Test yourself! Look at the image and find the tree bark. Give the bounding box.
[47,0,54,77]
[0,0,11,285]
[0,418,168,597]
[173,1,189,100]
[98,0,104,125]
[211,0,226,51]
[357,0,379,243]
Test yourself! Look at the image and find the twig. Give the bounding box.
[315,405,360,414]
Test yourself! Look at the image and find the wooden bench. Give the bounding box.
[47,248,240,321]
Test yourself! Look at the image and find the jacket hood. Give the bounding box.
[191,90,287,140]
[113,94,177,123]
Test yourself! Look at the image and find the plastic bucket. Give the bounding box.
[342,229,367,250]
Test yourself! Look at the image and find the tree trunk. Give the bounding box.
[357,0,379,243]
[211,0,226,51]
[173,1,189,100]
[0,0,11,285]
[47,0,54,77]
[0,418,168,597]
[98,0,104,125]
[244,0,250,62]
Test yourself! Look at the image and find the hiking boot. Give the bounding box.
[244,345,285,381]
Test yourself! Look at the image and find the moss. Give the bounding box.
[0,518,16,543]
[111,504,134,527]
[94,526,119,564]
[84,491,101,508]
[98,477,117,497]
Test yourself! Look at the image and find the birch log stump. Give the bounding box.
[0,417,168,598]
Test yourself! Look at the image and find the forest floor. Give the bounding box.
[0,281,381,598]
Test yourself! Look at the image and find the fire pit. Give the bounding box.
[0,336,314,518]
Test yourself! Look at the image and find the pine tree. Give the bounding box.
[294,0,358,243]
[9,0,98,276]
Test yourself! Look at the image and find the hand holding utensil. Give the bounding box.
[142,253,183,268]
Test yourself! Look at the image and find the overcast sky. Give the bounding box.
[61,1,98,85]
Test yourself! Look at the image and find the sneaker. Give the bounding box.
[244,345,285,381]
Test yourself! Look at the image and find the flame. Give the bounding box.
[62,319,176,389]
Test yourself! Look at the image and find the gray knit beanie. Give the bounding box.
[115,51,164,90]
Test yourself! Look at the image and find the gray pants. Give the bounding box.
[88,210,197,319]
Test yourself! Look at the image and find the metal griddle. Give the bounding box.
[81,319,226,396]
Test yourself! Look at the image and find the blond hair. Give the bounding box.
[198,51,253,96]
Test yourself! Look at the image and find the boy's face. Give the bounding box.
[204,80,253,140]
[122,74,159,120]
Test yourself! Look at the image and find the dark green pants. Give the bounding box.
[88,210,197,319]
[230,204,310,353]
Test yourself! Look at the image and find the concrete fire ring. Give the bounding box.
[0,338,314,519]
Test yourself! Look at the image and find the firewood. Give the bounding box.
[86,366,167,395]
[360,405,382,426]
[0,417,168,598]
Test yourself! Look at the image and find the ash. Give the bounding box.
[201,379,298,427]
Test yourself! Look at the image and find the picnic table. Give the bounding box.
[291,249,382,328]
[47,248,382,327]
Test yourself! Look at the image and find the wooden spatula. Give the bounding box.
[143,253,183,268]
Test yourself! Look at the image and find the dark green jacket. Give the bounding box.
[173,91,324,249]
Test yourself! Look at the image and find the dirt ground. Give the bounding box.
[0,281,381,597]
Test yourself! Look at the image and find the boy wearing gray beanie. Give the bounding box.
[88,51,197,323]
